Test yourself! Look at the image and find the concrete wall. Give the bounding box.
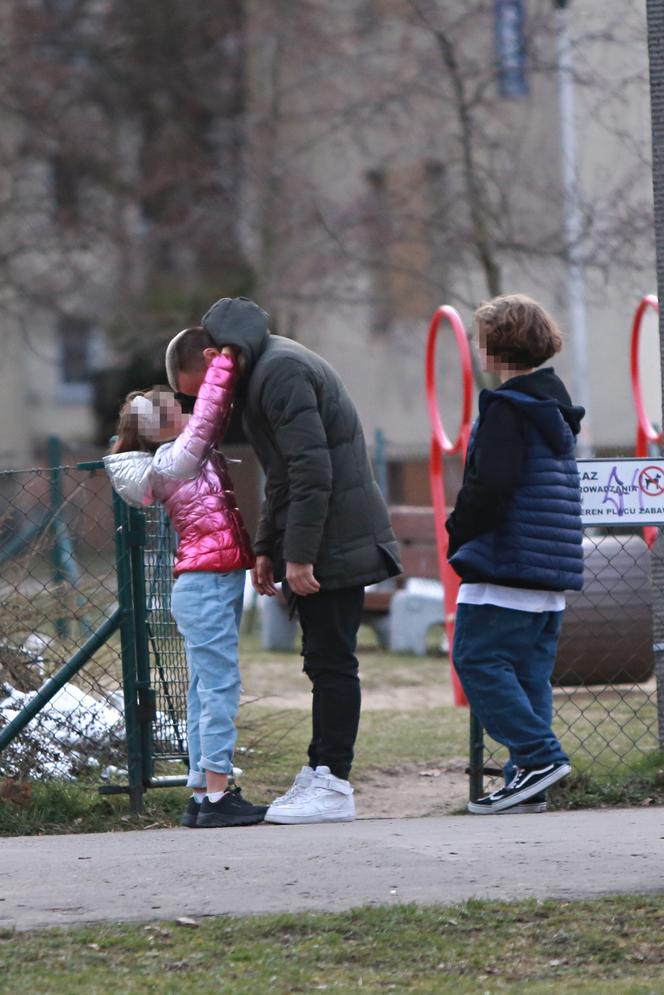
[0,323,31,467]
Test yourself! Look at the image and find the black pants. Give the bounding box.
[295,585,364,781]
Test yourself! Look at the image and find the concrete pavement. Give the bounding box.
[0,808,662,931]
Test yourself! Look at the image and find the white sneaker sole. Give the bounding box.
[264,810,355,825]
[467,764,570,815]
[497,801,547,814]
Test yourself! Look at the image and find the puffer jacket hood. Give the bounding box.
[497,367,585,438]
[104,354,254,577]
[201,296,270,374]
[479,388,576,456]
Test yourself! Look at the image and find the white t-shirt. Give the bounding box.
[457,582,565,613]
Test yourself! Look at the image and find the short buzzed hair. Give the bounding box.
[165,325,215,390]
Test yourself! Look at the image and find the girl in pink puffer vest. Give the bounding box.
[104,349,266,830]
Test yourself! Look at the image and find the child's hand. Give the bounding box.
[252,555,278,596]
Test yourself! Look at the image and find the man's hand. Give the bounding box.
[251,555,278,596]
[286,562,320,597]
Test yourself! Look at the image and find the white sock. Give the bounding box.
[192,792,205,804]
[207,790,228,804]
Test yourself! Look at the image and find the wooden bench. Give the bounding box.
[361,506,446,651]
[363,505,441,612]
[260,505,445,651]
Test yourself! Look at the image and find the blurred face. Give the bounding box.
[476,323,529,380]
[145,389,188,441]
[476,324,502,373]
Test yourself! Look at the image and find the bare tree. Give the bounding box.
[242,0,653,334]
[1,0,251,355]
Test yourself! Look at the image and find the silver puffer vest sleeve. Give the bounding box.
[103,451,155,508]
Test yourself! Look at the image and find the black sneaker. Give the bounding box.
[196,787,268,828]
[468,763,571,815]
[181,796,201,828]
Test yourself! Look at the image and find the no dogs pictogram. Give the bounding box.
[638,465,664,496]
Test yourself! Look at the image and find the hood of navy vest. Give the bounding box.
[479,380,583,455]
[201,297,270,374]
[498,367,585,436]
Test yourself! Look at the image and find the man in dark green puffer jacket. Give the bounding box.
[166,296,401,824]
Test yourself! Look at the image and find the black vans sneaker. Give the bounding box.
[181,796,201,828]
[468,763,570,815]
[196,787,267,828]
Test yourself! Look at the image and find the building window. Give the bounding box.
[356,1,379,34]
[51,153,81,226]
[365,168,393,335]
[57,317,101,404]
[495,0,528,98]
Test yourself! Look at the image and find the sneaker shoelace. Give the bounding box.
[273,776,311,805]
[508,768,527,791]
[509,765,552,792]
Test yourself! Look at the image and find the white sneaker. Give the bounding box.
[266,766,315,813]
[264,765,355,824]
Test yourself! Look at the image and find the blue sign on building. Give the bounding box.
[495,0,528,98]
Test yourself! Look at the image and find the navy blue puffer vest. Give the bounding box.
[449,388,584,591]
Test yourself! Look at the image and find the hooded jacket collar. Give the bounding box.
[478,368,585,455]
[200,297,270,375]
[497,367,585,436]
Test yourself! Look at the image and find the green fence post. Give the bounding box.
[47,436,68,638]
[112,491,144,814]
[128,506,155,785]
[468,712,484,802]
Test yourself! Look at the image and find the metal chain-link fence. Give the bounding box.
[143,505,188,762]
[471,530,661,798]
[0,457,189,803]
[0,461,125,779]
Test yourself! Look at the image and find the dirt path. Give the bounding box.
[354,761,468,817]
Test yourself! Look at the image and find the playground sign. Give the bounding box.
[579,457,664,526]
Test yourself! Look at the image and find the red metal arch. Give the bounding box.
[425,306,473,707]
[631,294,661,450]
[426,305,474,456]
[630,294,661,548]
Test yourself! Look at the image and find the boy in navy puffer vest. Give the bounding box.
[446,294,584,815]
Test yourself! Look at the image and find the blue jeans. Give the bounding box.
[453,602,569,770]
[171,570,245,788]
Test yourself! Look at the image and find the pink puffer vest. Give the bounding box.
[104,354,254,577]
[154,354,254,576]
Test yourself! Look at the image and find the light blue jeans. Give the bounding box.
[170,570,245,788]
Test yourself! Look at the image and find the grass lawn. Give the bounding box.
[2,896,664,994]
